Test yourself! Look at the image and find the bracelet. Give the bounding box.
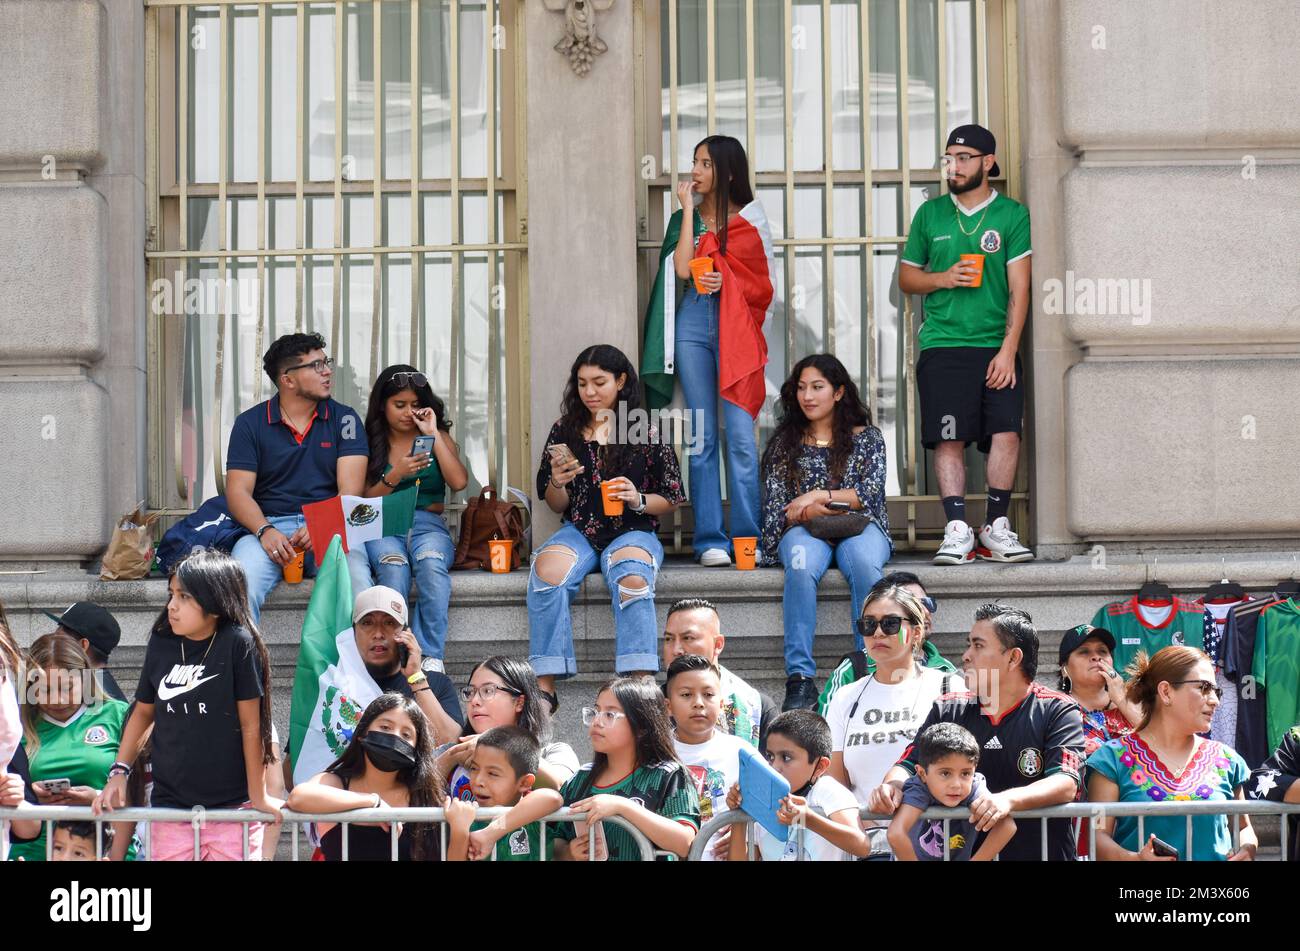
[380,475,398,489]
[255,523,274,540]
[108,762,132,779]
[827,489,833,502]
[412,685,431,695]
[371,793,382,809]
[549,477,566,491]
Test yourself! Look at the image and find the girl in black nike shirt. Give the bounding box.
[94,549,281,860]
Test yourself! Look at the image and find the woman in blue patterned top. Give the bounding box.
[759,354,892,711]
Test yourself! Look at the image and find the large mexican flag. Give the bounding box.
[288,535,381,785]
[302,484,417,555]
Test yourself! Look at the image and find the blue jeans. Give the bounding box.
[777,522,892,679]
[675,286,761,558]
[361,509,455,661]
[233,514,376,624]
[527,524,663,679]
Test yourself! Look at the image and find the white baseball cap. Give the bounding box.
[352,585,408,626]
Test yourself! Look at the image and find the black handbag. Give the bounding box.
[805,509,872,540]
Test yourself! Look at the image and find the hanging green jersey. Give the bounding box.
[1252,599,1300,753]
[11,699,136,862]
[552,761,700,861]
[900,190,1032,350]
[1090,596,1206,679]
[470,818,551,862]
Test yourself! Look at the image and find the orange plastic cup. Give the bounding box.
[689,256,715,294]
[960,253,985,288]
[282,548,305,584]
[733,537,758,571]
[488,538,514,574]
[600,480,625,517]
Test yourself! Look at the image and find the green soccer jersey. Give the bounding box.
[552,761,701,862]
[900,190,1031,350]
[11,699,135,862]
[1089,597,1206,680]
[470,818,551,862]
[1252,599,1300,753]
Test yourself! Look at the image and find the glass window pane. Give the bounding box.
[907,0,939,171]
[308,4,339,181]
[832,0,862,172]
[869,0,900,170]
[946,0,976,131]
[459,1,490,180]
[269,6,299,182]
[231,9,260,183]
[189,8,222,184]
[792,0,823,173]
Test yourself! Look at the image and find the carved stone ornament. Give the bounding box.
[543,0,614,77]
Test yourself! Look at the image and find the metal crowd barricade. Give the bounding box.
[687,800,1300,861]
[0,806,660,862]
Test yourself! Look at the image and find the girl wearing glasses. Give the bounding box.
[434,656,579,801]
[553,677,701,861]
[759,354,893,712]
[360,364,469,673]
[823,585,963,858]
[1087,645,1257,861]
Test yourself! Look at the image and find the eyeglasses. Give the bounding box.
[581,707,628,728]
[1172,680,1223,700]
[855,615,910,639]
[459,683,523,703]
[944,152,986,164]
[391,370,428,389]
[283,356,334,375]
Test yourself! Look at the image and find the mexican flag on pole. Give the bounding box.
[302,484,418,555]
[288,535,381,785]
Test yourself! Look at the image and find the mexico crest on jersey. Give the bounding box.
[980,229,1001,253]
[1017,747,1043,777]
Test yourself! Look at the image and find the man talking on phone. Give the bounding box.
[226,332,371,623]
[899,124,1033,566]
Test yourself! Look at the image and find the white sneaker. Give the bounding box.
[977,517,1034,563]
[933,520,976,565]
[421,656,445,674]
[699,548,732,567]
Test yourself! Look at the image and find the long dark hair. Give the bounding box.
[463,655,553,745]
[588,676,679,782]
[695,135,755,256]
[554,345,641,477]
[150,549,274,765]
[760,353,872,491]
[325,692,445,861]
[364,364,451,487]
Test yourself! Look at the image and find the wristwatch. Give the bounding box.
[630,492,647,513]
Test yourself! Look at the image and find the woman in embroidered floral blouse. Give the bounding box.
[758,354,892,711]
[528,345,685,704]
[1087,646,1257,861]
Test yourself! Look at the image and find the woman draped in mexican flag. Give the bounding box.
[641,135,775,568]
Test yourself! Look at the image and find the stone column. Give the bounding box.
[524,1,640,543]
[0,0,145,566]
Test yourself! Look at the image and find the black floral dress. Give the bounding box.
[758,427,891,567]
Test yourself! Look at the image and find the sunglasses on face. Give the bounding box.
[855,615,911,639]
[920,596,937,614]
[1172,679,1223,701]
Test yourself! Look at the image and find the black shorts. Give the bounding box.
[916,346,1023,452]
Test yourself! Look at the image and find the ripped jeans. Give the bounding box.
[361,509,455,661]
[526,524,663,679]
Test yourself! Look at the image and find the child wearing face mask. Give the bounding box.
[727,710,867,861]
[444,726,563,861]
[287,692,445,861]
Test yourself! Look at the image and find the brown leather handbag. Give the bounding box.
[451,487,528,571]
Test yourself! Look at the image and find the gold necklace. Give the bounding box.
[955,199,991,237]
[181,626,220,667]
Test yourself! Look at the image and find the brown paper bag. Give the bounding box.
[100,503,161,580]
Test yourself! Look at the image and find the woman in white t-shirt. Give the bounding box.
[825,584,963,858]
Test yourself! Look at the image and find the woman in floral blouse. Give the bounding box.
[529,345,685,706]
[758,354,892,711]
[1088,645,1257,861]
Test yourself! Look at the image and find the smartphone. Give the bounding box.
[826,500,851,512]
[39,778,71,795]
[411,434,436,458]
[396,641,411,670]
[1149,835,1179,859]
[548,442,577,465]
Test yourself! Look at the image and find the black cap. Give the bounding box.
[946,124,1000,178]
[44,602,121,657]
[1058,623,1116,665]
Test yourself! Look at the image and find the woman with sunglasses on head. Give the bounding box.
[360,365,469,673]
[434,656,580,801]
[1088,645,1256,861]
[823,584,964,859]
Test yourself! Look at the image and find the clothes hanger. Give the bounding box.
[1277,554,1300,600]
[1137,555,1172,602]
[1206,557,1246,601]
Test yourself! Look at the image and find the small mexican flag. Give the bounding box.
[288,535,381,785]
[302,485,418,555]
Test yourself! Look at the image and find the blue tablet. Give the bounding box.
[737,744,791,842]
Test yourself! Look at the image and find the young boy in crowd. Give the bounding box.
[446,726,562,861]
[726,710,867,861]
[51,821,113,861]
[887,722,1016,861]
[666,654,750,861]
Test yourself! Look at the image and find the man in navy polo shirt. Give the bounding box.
[227,332,369,623]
